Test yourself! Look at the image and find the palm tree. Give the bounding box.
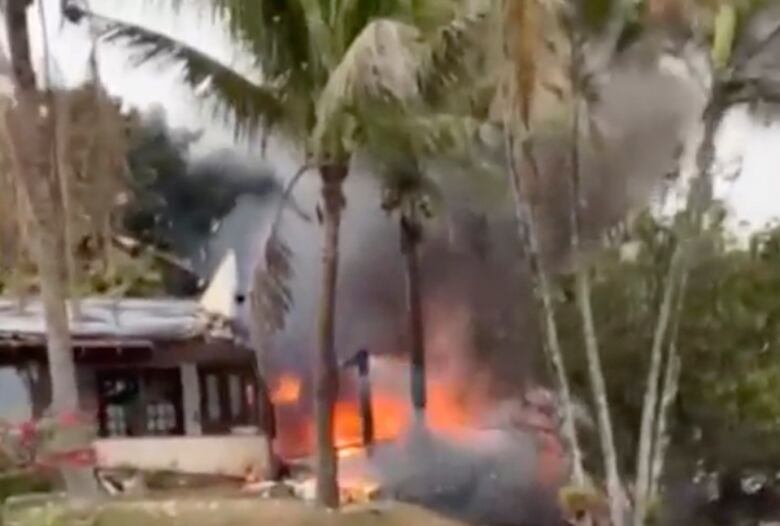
[3,0,100,496]
[66,0,486,506]
[499,0,590,498]
[563,7,628,524]
[500,1,644,522]
[633,1,780,521]
[379,160,435,418]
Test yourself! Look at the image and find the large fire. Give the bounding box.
[270,359,474,459]
[253,300,568,508]
[260,354,567,509]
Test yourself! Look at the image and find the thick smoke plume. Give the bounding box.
[372,422,560,526]
[146,47,702,525]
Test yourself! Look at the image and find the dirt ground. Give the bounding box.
[3,495,469,526]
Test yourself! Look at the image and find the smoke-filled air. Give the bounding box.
[1,1,780,526]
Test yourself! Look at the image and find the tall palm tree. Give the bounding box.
[633,1,780,522]
[500,1,646,522]
[3,0,99,496]
[379,160,436,418]
[66,0,486,506]
[499,0,591,499]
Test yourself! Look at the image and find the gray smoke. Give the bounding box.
[196,42,702,526]
[373,422,560,526]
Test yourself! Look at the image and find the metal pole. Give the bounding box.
[343,349,374,450]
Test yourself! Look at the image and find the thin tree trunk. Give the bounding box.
[576,270,624,524]
[248,274,279,480]
[648,304,683,502]
[401,206,426,419]
[5,0,97,497]
[633,250,683,522]
[648,270,688,503]
[250,347,278,480]
[566,42,623,521]
[247,166,311,480]
[53,96,79,317]
[505,124,586,486]
[633,97,723,525]
[314,164,347,508]
[569,145,624,522]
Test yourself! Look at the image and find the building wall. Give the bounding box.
[93,435,270,477]
[0,341,255,436]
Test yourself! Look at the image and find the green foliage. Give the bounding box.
[0,84,173,299]
[123,109,280,263]
[579,0,618,33]
[712,3,738,69]
[0,472,53,506]
[556,212,780,480]
[97,15,284,141]
[77,0,486,163]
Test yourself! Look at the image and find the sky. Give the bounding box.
[5,0,780,233]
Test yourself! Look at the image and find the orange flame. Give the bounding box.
[272,371,473,459]
[271,374,302,405]
[330,380,470,449]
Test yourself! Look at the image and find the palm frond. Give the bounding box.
[73,6,285,139]
[211,0,322,96]
[500,0,571,131]
[250,234,294,339]
[416,1,493,111]
[312,18,422,160]
[248,163,313,343]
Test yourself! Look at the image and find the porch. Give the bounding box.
[0,297,271,478]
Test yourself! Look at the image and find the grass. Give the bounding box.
[3,495,469,526]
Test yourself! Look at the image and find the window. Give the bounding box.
[205,374,221,421]
[0,367,32,424]
[198,367,257,434]
[228,375,242,418]
[96,369,183,437]
[105,405,128,437]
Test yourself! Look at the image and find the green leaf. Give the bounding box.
[78,7,285,139]
[712,3,738,70]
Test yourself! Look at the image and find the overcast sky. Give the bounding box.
[6,0,780,233]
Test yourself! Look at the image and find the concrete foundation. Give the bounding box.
[93,435,269,477]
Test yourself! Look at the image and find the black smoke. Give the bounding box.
[122,106,280,294]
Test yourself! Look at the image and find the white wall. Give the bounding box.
[93,435,269,477]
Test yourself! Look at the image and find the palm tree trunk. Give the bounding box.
[633,250,683,522]
[576,270,624,524]
[633,96,723,525]
[250,350,278,479]
[400,206,426,419]
[567,74,623,522]
[649,334,682,501]
[505,126,586,486]
[5,0,96,497]
[314,164,347,508]
[248,279,279,481]
[649,273,688,502]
